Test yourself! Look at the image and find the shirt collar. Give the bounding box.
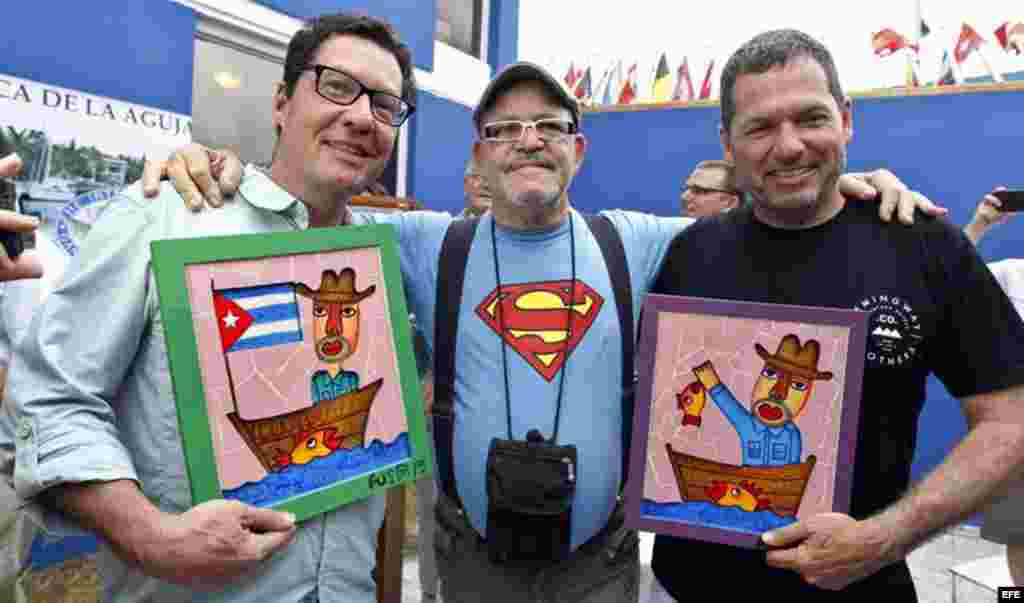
[751,420,788,435]
[238,165,354,229]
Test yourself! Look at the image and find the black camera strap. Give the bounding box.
[490,213,575,442]
[432,213,634,509]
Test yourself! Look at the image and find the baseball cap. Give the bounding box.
[472,61,581,132]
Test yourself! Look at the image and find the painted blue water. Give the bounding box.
[224,432,411,506]
[642,499,795,535]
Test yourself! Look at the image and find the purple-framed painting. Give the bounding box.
[625,295,869,549]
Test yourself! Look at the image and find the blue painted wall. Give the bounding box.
[487,0,520,72]
[570,88,1024,508]
[1,0,196,115]
[251,0,436,71]
[407,91,475,214]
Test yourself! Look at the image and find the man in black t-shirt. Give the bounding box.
[648,29,1024,601]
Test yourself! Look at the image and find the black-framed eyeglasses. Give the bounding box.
[480,118,578,143]
[683,184,735,196]
[304,64,414,127]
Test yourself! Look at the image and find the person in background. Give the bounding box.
[963,187,1017,246]
[680,159,740,218]
[461,157,493,218]
[0,153,42,283]
[965,187,1024,585]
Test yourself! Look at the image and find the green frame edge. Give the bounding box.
[151,223,434,522]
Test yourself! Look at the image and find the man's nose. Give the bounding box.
[342,93,376,131]
[517,124,546,151]
[773,122,806,161]
[770,372,790,401]
[326,305,342,336]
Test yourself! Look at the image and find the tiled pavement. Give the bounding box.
[399,526,1011,603]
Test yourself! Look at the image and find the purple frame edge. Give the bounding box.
[623,294,870,546]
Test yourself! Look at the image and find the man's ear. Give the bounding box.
[841,96,853,144]
[573,133,587,169]
[720,126,734,161]
[471,139,485,170]
[272,82,289,134]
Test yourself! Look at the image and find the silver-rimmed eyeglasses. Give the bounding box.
[480,118,577,143]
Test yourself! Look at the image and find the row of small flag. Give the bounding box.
[872,19,1024,87]
[563,54,716,106]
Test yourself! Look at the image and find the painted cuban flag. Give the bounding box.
[212,283,303,352]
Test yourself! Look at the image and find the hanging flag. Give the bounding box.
[698,59,715,100]
[603,60,622,105]
[651,53,672,102]
[920,19,931,38]
[995,21,1024,55]
[905,53,919,87]
[213,282,303,353]
[593,63,616,106]
[672,57,695,101]
[564,62,579,90]
[618,63,637,104]
[573,66,592,103]
[936,49,956,85]
[954,23,985,63]
[872,28,917,57]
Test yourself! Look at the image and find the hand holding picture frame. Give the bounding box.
[625,295,868,549]
[152,224,431,522]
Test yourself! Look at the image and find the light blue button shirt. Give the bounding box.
[1,167,384,603]
[707,383,802,466]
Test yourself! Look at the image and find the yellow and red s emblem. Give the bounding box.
[475,280,604,381]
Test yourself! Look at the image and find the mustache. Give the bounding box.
[509,154,555,170]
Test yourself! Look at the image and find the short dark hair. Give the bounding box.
[719,29,845,133]
[278,13,417,134]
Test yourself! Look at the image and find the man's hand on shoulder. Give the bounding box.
[838,169,948,225]
[141,144,243,211]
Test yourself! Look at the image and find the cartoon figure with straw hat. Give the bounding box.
[691,334,834,467]
[295,268,378,404]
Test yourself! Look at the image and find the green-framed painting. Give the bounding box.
[151,224,432,521]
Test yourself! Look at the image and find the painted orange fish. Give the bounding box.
[706,480,772,512]
[676,380,707,427]
[275,427,343,469]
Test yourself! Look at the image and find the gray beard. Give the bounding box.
[511,190,561,228]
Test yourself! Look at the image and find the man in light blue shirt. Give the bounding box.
[0,13,417,602]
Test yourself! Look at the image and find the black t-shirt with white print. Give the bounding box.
[649,201,1024,600]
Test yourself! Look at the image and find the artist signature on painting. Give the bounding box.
[367,458,429,490]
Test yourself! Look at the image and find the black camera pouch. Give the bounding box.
[485,434,576,563]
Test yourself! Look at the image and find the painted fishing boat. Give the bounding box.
[228,378,383,472]
[664,444,816,516]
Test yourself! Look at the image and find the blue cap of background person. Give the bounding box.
[472,61,581,132]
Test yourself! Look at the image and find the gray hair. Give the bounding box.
[719,29,845,133]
